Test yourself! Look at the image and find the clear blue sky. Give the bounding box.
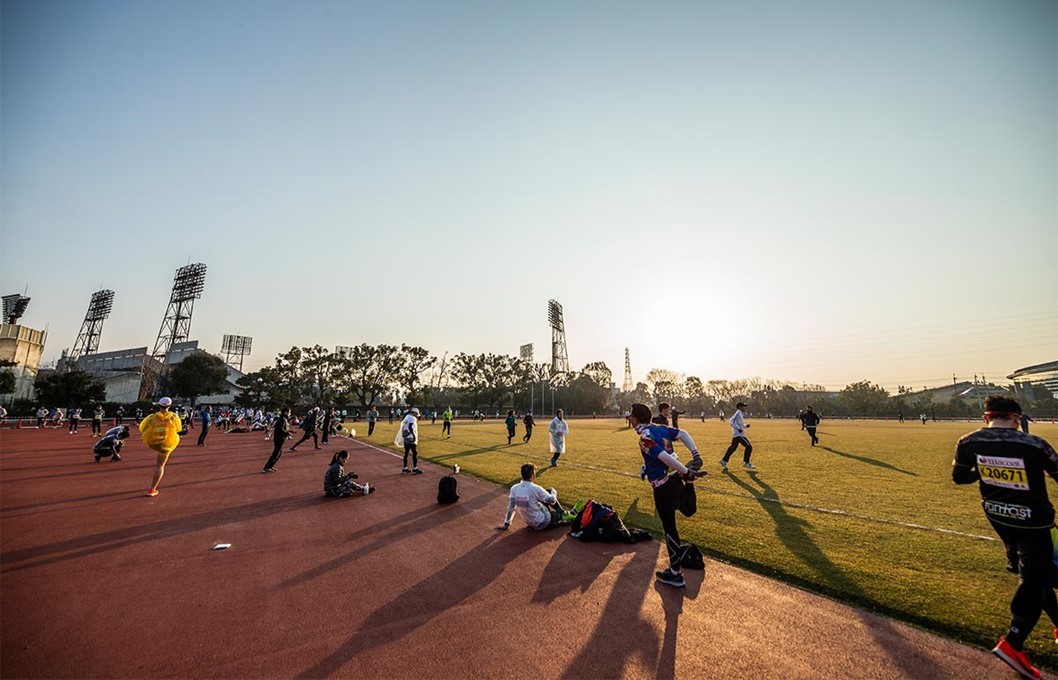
[2,0,1055,391]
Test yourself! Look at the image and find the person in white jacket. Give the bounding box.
[548,409,569,466]
[720,402,754,470]
[395,408,422,474]
[497,463,571,530]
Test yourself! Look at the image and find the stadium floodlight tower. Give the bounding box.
[2,294,31,325]
[221,334,252,372]
[548,299,569,376]
[519,343,534,363]
[623,348,633,393]
[69,290,115,364]
[140,263,207,400]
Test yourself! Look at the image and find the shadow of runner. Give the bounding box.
[278,490,499,589]
[0,493,324,573]
[295,532,531,679]
[653,572,703,680]
[561,547,663,679]
[724,470,942,678]
[817,446,917,476]
[532,537,638,604]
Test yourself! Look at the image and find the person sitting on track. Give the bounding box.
[323,450,374,497]
[93,425,131,462]
[497,463,574,531]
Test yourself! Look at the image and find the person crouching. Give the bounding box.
[324,450,374,497]
[94,425,131,462]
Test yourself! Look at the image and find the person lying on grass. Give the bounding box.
[497,463,575,531]
[324,450,374,497]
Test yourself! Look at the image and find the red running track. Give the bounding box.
[0,427,1020,678]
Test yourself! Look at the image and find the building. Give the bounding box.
[0,322,47,402]
[77,340,245,404]
[1008,361,1058,400]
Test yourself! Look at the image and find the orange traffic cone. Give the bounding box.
[17,417,23,429]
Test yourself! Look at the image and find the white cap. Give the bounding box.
[411,408,421,416]
[157,397,173,407]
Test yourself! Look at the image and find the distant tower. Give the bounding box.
[69,290,115,364]
[221,334,252,372]
[140,263,207,400]
[548,299,569,375]
[623,348,633,393]
[2,294,31,325]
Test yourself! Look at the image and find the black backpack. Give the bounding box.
[437,474,459,504]
[680,543,705,570]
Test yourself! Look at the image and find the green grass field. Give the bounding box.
[358,416,1058,666]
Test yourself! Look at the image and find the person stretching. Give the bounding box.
[497,463,572,531]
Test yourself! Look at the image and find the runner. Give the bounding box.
[548,410,568,466]
[800,406,821,446]
[720,402,754,470]
[522,410,535,443]
[91,404,105,437]
[367,406,378,436]
[952,395,1058,680]
[140,397,183,497]
[505,409,517,445]
[290,407,321,451]
[628,403,704,588]
[441,406,453,439]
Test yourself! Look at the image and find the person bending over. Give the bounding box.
[497,463,571,531]
[324,450,374,497]
[94,425,130,462]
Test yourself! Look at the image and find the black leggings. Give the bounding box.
[723,437,753,462]
[368,421,376,436]
[197,424,210,446]
[403,442,418,469]
[92,420,103,435]
[292,429,318,449]
[442,421,451,436]
[991,521,1058,649]
[806,426,818,445]
[653,478,685,571]
[264,436,287,470]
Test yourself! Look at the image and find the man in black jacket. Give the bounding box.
[290,407,321,451]
[522,411,535,443]
[953,395,1058,680]
[263,407,292,472]
[800,406,821,446]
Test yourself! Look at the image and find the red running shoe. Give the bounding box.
[992,638,1040,679]
[146,488,159,497]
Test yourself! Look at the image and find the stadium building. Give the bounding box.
[77,340,245,404]
[1008,361,1058,400]
[0,321,47,402]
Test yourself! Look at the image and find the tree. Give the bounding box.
[342,344,404,408]
[170,353,230,406]
[395,345,436,406]
[838,380,891,417]
[33,370,105,406]
[0,359,15,395]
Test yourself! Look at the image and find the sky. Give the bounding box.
[2,0,1055,393]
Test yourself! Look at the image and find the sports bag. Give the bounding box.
[437,474,459,504]
[679,478,697,518]
[569,500,641,544]
[680,543,705,570]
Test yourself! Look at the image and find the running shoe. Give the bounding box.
[655,568,686,588]
[362,483,373,495]
[402,467,410,474]
[992,638,1040,679]
[146,488,159,497]
[412,468,423,475]
[743,462,756,470]
[719,458,728,469]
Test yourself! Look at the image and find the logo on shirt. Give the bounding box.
[983,500,1033,521]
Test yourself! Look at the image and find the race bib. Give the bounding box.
[976,455,1029,491]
